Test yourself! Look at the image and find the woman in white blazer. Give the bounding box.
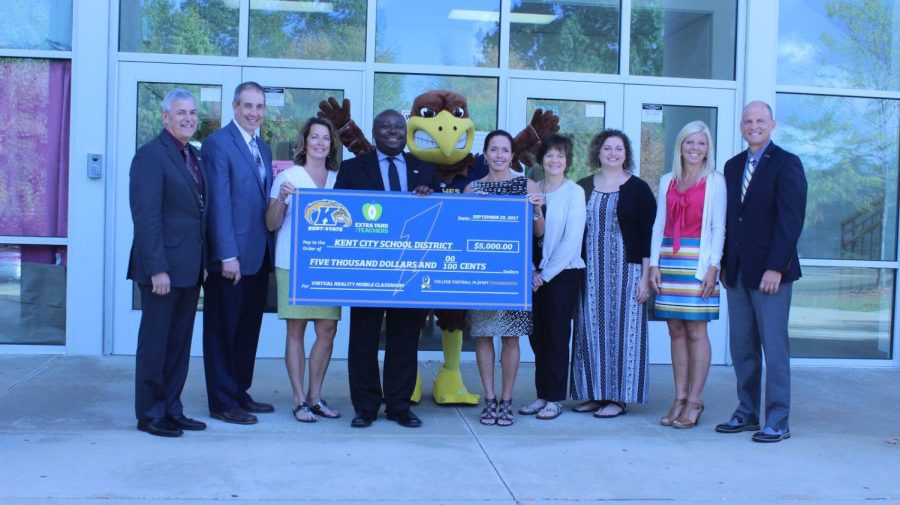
[648,121,726,429]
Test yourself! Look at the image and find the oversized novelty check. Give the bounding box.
[288,189,533,310]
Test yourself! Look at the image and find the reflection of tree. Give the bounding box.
[134,0,238,55]
[249,0,366,61]
[778,1,899,262]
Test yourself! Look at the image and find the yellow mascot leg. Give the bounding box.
[411,369,422,403]
[433,329,479,404]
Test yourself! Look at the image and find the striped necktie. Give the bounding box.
[741,156,757,202]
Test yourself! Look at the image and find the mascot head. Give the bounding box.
[407,90,475,165]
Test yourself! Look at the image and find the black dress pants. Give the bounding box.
[347,307,426,416]
[530,268,581,402]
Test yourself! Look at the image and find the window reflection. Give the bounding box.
[526,99,605,182]
[0,0,71,50]
[637,104,717,197]
[375,0,499,67]
[259,87,344,172]
[510,0,620,74]
[630,0,736,80]
[136,82,222,148]
[776,94,899,261]
[777,0,900,92]
[119,0,239,56]
[790,267,893,359]
[0,245,66,345]
[249,0,366,61]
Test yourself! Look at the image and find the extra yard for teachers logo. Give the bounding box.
[304,199,352,231]
[357,201,389,234]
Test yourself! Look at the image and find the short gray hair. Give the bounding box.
[233,81,265,104]
[162,88,195,112]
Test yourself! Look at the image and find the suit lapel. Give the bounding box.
[160,132,203,210]
[741,144,776,207]
[403,152,424,189]
[366,153,386,191]
[228,122,266,197]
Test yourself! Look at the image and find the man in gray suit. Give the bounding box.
[129,88,208,437]
[202,82,275,425]
[717,101,807,443]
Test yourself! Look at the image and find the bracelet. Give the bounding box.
[277,197,287,205]
[532,211,543,221]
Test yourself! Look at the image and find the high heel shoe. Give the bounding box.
[660,398,687,426]
[672,401,704,429]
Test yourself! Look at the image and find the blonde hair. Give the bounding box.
[672,120,715,182]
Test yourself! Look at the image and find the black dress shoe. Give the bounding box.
[752,429,791,443]
[137,418,183,437]
[239,400,275,413]
[211,408,258,425]
[386,409,422,428]
[714,416,761,433]
[350,413,376,428]
[167,414,207,431]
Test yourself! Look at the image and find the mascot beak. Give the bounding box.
[407,110,475,165]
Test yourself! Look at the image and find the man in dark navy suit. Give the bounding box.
[129,88,208,437]
[201,82,275,425]
[716,101,807,443]
[334,109,440,428]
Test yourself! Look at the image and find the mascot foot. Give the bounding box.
[411,369,423,404]
[432,366,479,405]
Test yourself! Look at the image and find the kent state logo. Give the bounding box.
[304,199,352,228]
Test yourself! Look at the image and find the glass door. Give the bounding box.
[111,63,363,358]
[623,85,736,365]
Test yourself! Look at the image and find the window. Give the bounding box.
[630,0,736,80]
[249,0,366,61]
[119,0,239,56]
[375,0,500,67]
[0,0,72,50]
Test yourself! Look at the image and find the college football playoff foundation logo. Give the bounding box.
[304,199,352,229]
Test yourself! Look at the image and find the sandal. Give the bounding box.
[536,401,562,420]
[672,401,704,429]
[496,399,515,427]
[573,400,606,413]
[308,400,341,419]
[660,398,687,427]
[593,401,627,419]
[518,399,547,415]
[480,398,498,426]
[292,403,318,423]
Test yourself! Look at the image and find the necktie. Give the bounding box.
[249,136,266,184]
[741,156,756,202]
[183,147,204,196]
[387,156,402,191]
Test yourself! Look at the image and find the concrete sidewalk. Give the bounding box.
[1,355,898,504]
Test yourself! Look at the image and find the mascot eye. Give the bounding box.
[452,107,465,118]
[420,107,436,118]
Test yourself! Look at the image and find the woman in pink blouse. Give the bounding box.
[649,121,726,429]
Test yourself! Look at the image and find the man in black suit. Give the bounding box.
[201,82,275,425]
[334,109,440,428]
[716,101,807,443]
[129,88,208,437]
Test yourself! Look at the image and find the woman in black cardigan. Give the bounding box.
[570,129,656,418]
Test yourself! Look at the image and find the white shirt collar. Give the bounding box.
[232,119,256,144]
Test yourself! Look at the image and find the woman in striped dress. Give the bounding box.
[649,121,726,429]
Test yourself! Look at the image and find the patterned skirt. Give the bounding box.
[654,237,719,321]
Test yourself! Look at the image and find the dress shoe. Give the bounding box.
[239,400,274,413]
[137,418,183,437]
[752,428,791,443]
[166,414,207,431]
[351,413,376,428]
[714,416,760,433]
[211,408,258,425]
[386,409,422,428]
